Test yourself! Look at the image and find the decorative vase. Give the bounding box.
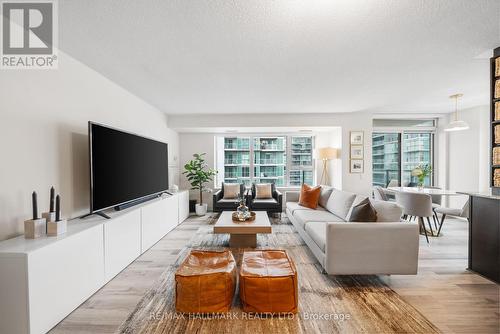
[195,203,208,216]
[236,202,250,221]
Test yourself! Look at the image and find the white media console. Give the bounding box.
[0,190,189,334]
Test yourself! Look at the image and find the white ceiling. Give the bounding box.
[59,0,500,115]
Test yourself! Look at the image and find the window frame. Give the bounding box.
[216,134,315,188]
[372,127,436,187]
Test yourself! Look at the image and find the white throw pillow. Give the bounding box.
[255,184,272,199]
[223,184,240,199]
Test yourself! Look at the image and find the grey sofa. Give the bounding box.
[285,187,419,275]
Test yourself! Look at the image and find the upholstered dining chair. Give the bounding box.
[425,186,443,229]
[434,199,470,237]
[395,191,434,243]
[387,179,400,187]
[373,186,389,201]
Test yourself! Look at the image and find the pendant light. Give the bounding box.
[444,93,469,132]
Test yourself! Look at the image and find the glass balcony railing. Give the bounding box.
[255,159,284,164]
[224,160,250,165]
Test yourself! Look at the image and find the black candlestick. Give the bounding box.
[49,187,55,213]
[55,195,60,222]
[32,191,38,220]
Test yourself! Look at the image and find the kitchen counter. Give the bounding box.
[462,193,500,284]
[459,191,500,200]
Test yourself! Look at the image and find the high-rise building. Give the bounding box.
[372,133,432,187]
[290,137,313,186]
[253,137,286,186]
[223,137,251,186]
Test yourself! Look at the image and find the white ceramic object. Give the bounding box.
[195,203,208,216]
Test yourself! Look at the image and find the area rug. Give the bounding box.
[117,215,440,334]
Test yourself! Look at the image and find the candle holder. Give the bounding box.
[24,218,46,239]
[42,212,56,223]
[47,194,67,236]
[47,219,67,236]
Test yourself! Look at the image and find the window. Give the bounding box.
[402,133,433,186]
[216,135,314,187]
[372,132,434,187]
[289,136,314,186]
[222,137,251,186]
[253,136,286,186]
[372,133,401,187]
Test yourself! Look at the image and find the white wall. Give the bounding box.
[174,112,373,206]
[0,51,179,241]
[439,105,490,207]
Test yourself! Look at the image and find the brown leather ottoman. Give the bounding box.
[239,250,298,314]
[175,250,236,313]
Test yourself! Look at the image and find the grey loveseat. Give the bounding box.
[285,187,419,275]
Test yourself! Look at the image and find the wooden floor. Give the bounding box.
[50,214,499,334]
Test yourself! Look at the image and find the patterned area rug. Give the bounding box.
[117,215,440,334]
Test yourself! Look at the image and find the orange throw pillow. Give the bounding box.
[298,184,321,209]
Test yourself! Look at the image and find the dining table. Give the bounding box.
[386,187,463,196]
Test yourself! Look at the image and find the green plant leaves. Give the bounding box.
[182,153,217,191]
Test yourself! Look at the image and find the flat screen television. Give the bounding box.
[89,122,169,214]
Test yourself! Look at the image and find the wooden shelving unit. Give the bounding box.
[491,47,500,195]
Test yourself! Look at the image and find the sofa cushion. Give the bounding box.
[370,200,403,222]
[286,202,325,215]
[252,198,279,209]
[293,210,343,231]
[348,198,378,222]
[223,183,240,199]
[318,186,334,208]
[304,222,326,252]
[255,183,272,199]
[325,189,357,220]
[216,198,238,209]
[346,195,368,221]
[298,184,321,209]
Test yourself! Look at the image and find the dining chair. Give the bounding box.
[425,186,443,229]
[434,199,470,237]
[395,191,434,243]
[387,179,399,187]
[373,186,389,201]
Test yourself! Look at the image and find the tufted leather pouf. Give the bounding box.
[175,250,236,313]
[239,250,298,314]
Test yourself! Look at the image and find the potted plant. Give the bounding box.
[183,153,217,216]
[411,164,432,189]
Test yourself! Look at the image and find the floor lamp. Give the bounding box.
[316,147,338,186]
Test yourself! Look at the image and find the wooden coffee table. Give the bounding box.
[213,211,272,248]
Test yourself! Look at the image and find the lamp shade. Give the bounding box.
[316,147,338,160]
[444,120,469,132]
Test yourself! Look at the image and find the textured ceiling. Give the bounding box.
[59,0,500,115]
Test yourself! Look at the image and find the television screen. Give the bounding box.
[89,122,168,212]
